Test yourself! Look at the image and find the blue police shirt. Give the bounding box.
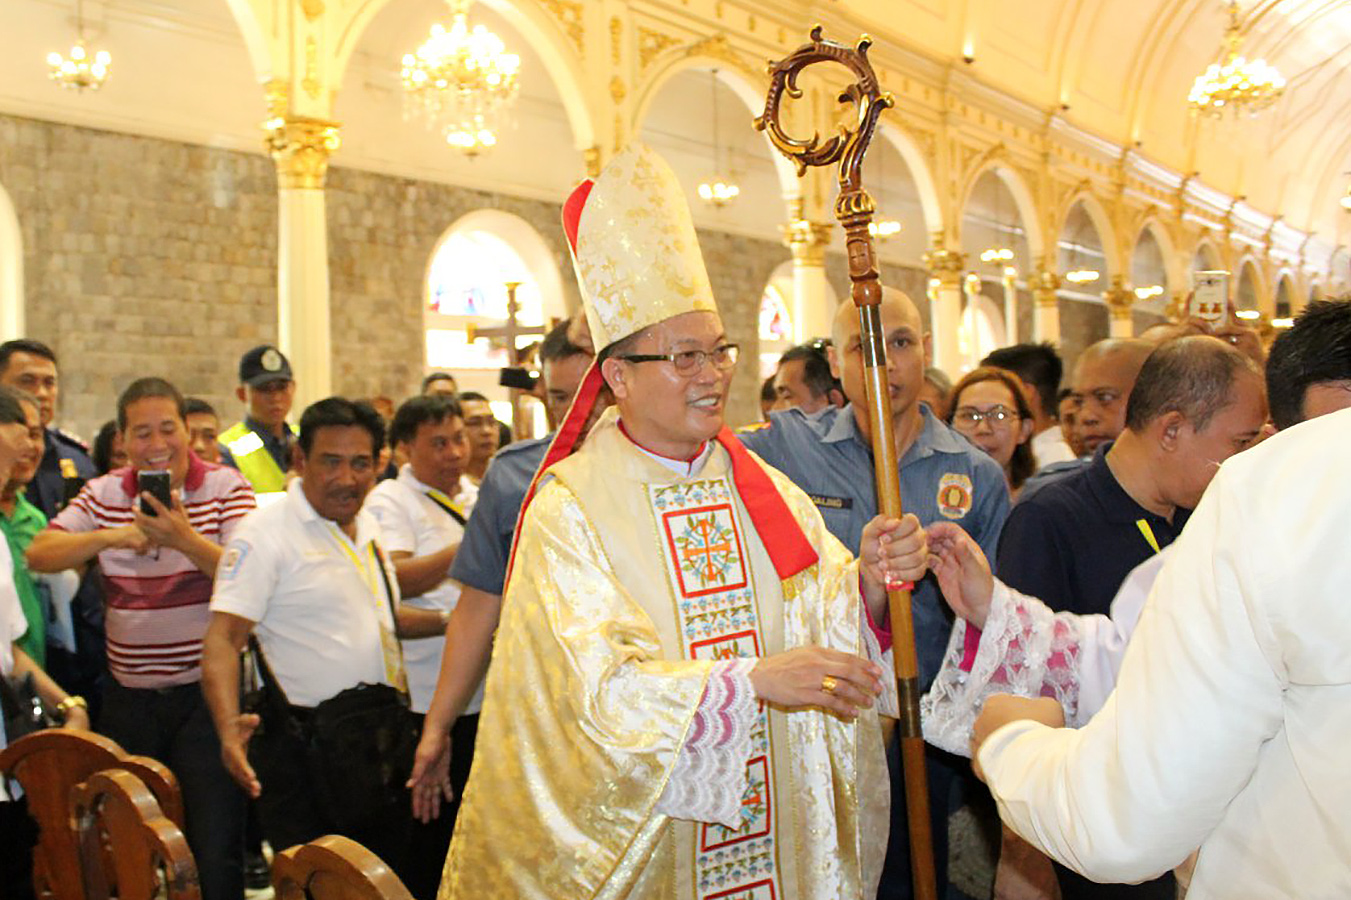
[448,435,551,596]
[739,404,1010,688]
[27,428,97,520]
[996,444,1190,618]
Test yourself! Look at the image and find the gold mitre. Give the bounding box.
[562,143,718,349]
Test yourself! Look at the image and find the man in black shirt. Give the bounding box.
[993,335,1267,898]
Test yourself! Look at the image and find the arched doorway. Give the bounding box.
[1056,200,1112,357]
[423,209,567,435]
[758,261,795,378]
[1235,259,1263,319]
[1130,227,1170,324]
[960,169,1035,349]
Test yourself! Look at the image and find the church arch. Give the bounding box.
[334,0,596,150]
[957,159,1045,263]
[1055,192,1119,280]
[877,120,943,239]
[0,182,23,339]
[632,57,799,205]
[220,0,274,82]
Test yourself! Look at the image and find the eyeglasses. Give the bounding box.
[615,343,740,374]
[952,406,1019,427]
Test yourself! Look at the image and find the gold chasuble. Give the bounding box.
[440,410,889,900]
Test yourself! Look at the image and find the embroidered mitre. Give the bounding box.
[563,143,718,349]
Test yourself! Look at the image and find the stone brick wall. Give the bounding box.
[0,114,781,437]
[0,114,278,441]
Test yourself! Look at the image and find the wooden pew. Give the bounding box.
[71,768,200,900]
[272,835,414,900]
[0,729,182,900]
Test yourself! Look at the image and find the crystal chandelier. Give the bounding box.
[698,70,741,208]
[401,0,520,157]
[46,0,111,92]
[1188,2,1284,117]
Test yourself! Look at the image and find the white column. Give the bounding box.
[1032,268,1061,344]
[924,248,965,374]
[782,217,834,341]
[267,116,340,414]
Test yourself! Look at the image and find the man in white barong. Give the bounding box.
[426,144,929,900]
[919,302,1351,898]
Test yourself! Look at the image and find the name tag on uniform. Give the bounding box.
[808,494,853,511]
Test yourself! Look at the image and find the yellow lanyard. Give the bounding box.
[1135,518,1162,555]
[326,525,407,692]
[424,487,466,520]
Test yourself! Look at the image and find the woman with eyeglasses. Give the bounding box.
[948,366,1036,499]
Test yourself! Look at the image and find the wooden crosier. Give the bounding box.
[755,25,937,900]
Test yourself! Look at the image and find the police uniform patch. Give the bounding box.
[60,458,79,479]
[219,542,250,580]
[936,473,973,519]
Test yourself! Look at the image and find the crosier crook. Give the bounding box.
[755,26,938,900]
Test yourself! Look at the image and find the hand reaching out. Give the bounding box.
[926,521,995,630]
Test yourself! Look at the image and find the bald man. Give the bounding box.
[739,287,1009,899]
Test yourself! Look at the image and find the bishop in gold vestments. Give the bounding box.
[437,144,917,900]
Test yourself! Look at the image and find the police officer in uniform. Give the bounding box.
[739,288,1010,900]
[219,345,297,498]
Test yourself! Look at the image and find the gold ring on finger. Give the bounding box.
[821,675,839,695]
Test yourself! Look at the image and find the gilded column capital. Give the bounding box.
[1102,274,1134,319]
[781,218,833,267]
[1031,268,1061,306]
[923,248,966,289]
[264,115,341,190]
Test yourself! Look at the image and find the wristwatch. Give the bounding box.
[439,609,453,627]
[56,695,87,717]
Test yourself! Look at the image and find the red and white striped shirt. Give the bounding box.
[50,453,255,688]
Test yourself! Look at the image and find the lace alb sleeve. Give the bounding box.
[921,581,1083,757]
[655,657,758,828]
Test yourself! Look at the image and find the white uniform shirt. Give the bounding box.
[1030,425,1077,469]
[210,481,400,708]
[364,466,479,714]
[978,407,1351,899]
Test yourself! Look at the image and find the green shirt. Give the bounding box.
[1,494,48,666]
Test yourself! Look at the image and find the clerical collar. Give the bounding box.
[617,419,712,477]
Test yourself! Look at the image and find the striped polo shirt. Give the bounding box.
[50,453,255,688]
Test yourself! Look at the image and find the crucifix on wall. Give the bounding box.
[465,281,551,439]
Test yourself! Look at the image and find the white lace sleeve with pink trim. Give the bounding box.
[655,656,758,828]
[921,581,1084,757]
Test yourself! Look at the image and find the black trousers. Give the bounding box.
[99,680,246,900]
[400,713,479,900]
[247,706,413,885]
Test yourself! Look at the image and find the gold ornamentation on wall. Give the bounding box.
[539,0,584,53]
[264,116,341,190]
[302,35,320,100]
[924,248,967,289]
[781,217,833,267]
[637,26,680,70]
[584,145,601,177]
[610,16,622,65]
[265,79,289,119]
[299,0,324,23]
[1031,268,1061,306]
[610,76,626,104]
[683,34,751,78]
[1102,274,1133,316]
